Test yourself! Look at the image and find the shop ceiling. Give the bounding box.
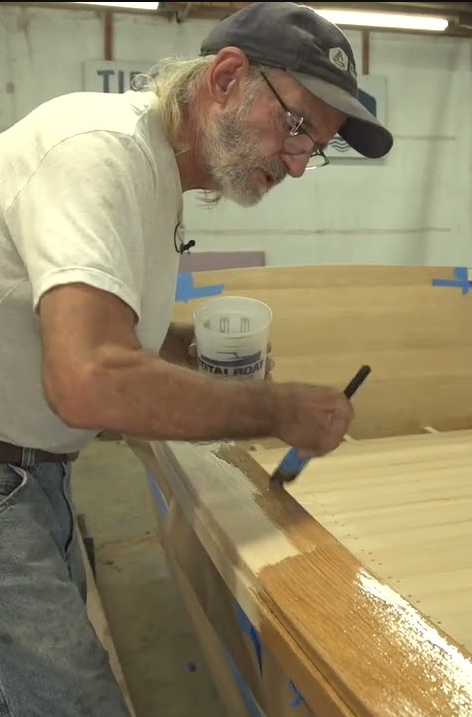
[4,2,472,36]
[160,2,472,35]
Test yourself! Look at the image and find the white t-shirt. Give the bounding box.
[0,90,182,453]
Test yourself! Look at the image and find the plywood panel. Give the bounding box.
[172,265,472,437]
[179,250,265,273]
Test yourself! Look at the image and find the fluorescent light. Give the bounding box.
[316,9,448,32]
[74,2,159,9]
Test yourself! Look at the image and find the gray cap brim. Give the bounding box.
[287,70,393,159]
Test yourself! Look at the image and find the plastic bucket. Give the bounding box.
[193,296,272,380]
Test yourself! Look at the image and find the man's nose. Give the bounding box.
[281,152,311,178]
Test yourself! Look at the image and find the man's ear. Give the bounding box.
[205,47,251,106]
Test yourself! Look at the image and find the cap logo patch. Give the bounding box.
[329,47,349,72]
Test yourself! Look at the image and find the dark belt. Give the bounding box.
[0,441,79,466]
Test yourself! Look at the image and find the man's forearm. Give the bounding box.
[159,322,195,368]
[58,345,278,441]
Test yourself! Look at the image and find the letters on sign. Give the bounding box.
[96,69,144,93]
[82,60,152,93]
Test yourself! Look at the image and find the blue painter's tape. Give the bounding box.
[146,470,169,519]
[432,267,472,295]
[175,273,225,303]
[234,600,305,709]
[235,602,263,675]
[222,644,266,717]
[289,680,305,708]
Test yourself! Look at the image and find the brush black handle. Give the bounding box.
[343,364,372,399]
[270,365,371,485]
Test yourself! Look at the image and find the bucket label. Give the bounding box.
[199,350,264,377]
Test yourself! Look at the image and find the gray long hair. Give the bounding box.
[132,54,272,152]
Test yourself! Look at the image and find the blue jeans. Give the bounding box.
[0,460,131,717]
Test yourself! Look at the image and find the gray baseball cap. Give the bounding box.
[200,1,393,159]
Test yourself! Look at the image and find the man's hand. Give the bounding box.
[265,341,275,381]
[160,322,196,369]
[273,383,354,458]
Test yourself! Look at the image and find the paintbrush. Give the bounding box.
[270,365,371,486]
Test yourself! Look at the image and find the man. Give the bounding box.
[0,2,393,715]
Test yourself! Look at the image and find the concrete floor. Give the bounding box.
[72,438,225,717]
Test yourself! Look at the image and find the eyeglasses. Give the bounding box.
[260,72,329,170]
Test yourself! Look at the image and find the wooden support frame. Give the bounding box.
[79,531,137,717]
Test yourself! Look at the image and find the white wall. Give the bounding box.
[1,4,471,267]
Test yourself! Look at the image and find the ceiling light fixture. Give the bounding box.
[316,9,448,32]
[74,2,159,10]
